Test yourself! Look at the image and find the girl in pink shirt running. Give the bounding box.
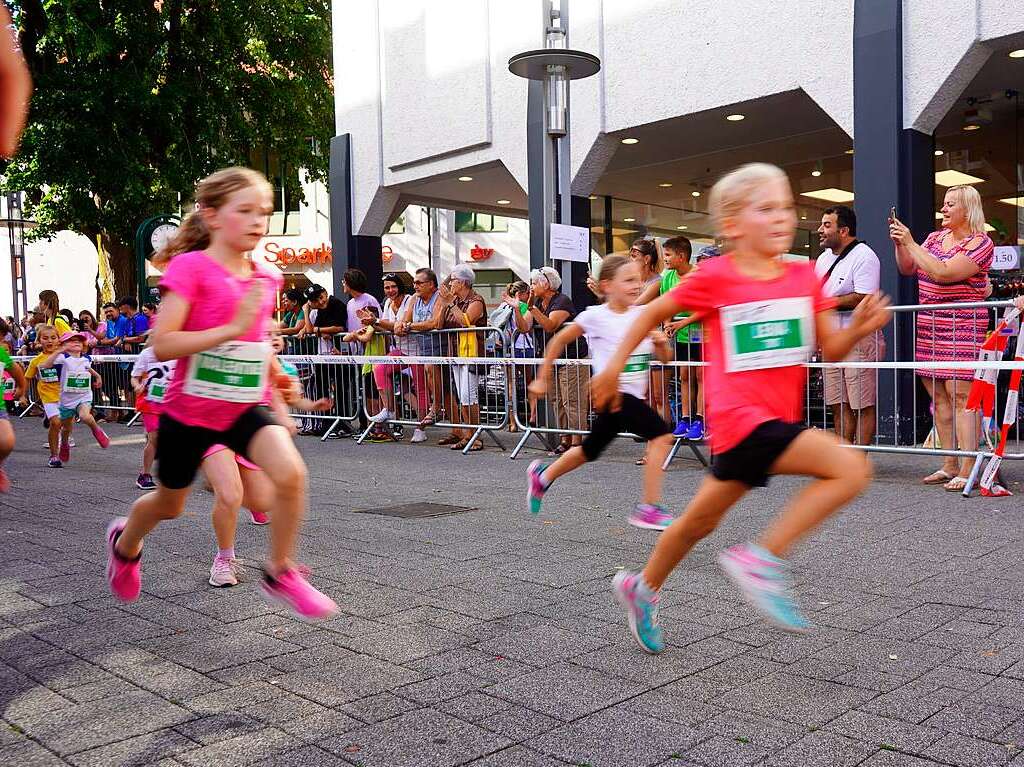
[105,167,337,620]
[593,163,890,652]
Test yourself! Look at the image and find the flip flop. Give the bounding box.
[922,470,954,485]
[944,476,968,492]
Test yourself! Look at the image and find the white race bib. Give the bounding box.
[39,367,59,383]
[621,352,652,389]
[720,297,814,373]
[63,375,91,392]
[147,379,168,403]
[183,341,270,403]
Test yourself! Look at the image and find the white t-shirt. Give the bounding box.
[58,353,94,408]
[382,295,414,355]
[131,347,176,404]
[815,241,880,327]
[575,303,655,400]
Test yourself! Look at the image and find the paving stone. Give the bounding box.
[827,710,943,752]
[395,670,488,705]
[437,691,514,723]
[528,706,700,767]
[658,654,785,702]
[696,710,808,751]
[925,699,1023,740]
[66,728,198,767]
[338,623,470,664]
[248,744,350,766]
[484,661,645,721]
[474,624,609,665]
[467,745,572,766]
[173,712,264,746]
[924,732,1019,766]
[761,730,877,767]
[340,692,421,724]
[571,642,715,685]
[321,708,511,767]
[685,735,770,766]
[713,671,875,727]
[271,655,424,706]
[476,706,563,741]
[175,727,300,767]
[279,710,363,741]
[859,752,951,767]
[0,738,70,766]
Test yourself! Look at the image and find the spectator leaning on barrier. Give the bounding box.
[343,268,380,334]
[504,280,539,427]
[890,184,995,492]
[279,289,306,337]
[117,296,149,354]
[398,268,447,431]
[816,205,884,446]
[299,284,351,436]
[439,263,487,451]
[522,265,589,452]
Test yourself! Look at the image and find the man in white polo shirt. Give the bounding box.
[816,205,885,445]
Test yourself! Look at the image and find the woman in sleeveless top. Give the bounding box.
[397,268,446,431]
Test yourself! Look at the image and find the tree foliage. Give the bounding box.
[4,0,333,290]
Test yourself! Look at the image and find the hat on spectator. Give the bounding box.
[303,284,326,301]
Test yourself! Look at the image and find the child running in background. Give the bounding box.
[105,166,337,620]
[527,254,677,531]
[45,331,110,463]
[131,343,176,489]
[23,324,66,467]
[204,323,331,588]
[592,163,890,653]
[0,339,25,489]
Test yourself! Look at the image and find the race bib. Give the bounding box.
[720,297,814,372]
[148,379,168,403]
[3,377,14,393]
[184,341,270,403]
[64,375,91,392]
[39,367,59,383]
[621,352,651,387]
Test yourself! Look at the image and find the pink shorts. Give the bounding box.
[202,444,261,471]
[142,413,160,433]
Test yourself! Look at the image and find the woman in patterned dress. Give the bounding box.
[890,184,994,492]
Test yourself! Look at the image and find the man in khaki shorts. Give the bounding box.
[816,205,884,445]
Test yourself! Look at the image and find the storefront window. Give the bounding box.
[455,211,508,232]
[250,147,301,236]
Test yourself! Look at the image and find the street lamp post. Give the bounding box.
[508,0,599,298]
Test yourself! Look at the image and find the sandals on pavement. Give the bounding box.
[944,476,968,492]
[438,434,462,446]
[922,469,954,485]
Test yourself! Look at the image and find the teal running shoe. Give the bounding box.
[718,543,812,633]
[527,459,550,515]
[612,570,664,654]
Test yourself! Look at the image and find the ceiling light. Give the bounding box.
[588,195,597,200]
[800,215,807,220]
[457,176,473,182]
[623,217,635,222]
[801,188,855,203]
[811,170,821,178]
[845,149,854,155]
[999,197,1024,207]
[935,169,985,186]
[691,191,701,198]
[934,149,944,156]
[726,114,745,122]
[658,182,673,188]
[1010,49,1024,58]
[676,225,688,230]
[963,124,980,132]
[620,137,639,145]
[496,199,511,205]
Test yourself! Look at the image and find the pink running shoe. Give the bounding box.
[628,503,674,531]
[249,510,269,525]
[260,567,337,620]
[59,436,70,463]
[92,426,110,449]
[106,517,142,602]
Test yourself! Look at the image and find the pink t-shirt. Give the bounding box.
[668,256,834,454]
[159,250,283,430]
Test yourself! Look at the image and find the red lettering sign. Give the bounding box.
[263,241,332,271]
[469,245,494,262]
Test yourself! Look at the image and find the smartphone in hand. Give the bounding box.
[889,206,897,222]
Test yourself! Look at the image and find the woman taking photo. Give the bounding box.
[890,184,994,492]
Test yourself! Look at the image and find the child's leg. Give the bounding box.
[77,403,98,429]
[642,476,749,589]
[240,466,275,519]
[143,432,157,475]
[203,450,244,552]
[541,445,588,483]
[245,424,307,574]
[758,428,872,558]
[116,486,192,559]
[47,415,60,455]
[0,419,14,462]
[59,417,72,443]
[640,433,674,505]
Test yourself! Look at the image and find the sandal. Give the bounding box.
[550,443,570,455]
[450,439,469,450]
[419,410,437,428]
[438,434,461,446]
[922,469,954,485]
[635,456,648,466]
[466,441,483,452]
[944,476,968,493]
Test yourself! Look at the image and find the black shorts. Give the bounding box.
[582,393,670,461]
[711,419,805,488]
[156,407,276,489]
[674,340,702,363]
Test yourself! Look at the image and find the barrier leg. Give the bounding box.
[962,453,985,497]
[125,412,141,428]
[462,426,483,454]
[662,437,683,470]
[17,398,37,418]
[510,429,533,460]
[356,421,374,445]
[320,417,343,442]
[687,442,709,468]
[484,429,506,452]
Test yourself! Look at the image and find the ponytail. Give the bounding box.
[153,166,273,267]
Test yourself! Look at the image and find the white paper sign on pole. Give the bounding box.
[549,223,590,263]
[992,246,1020,271]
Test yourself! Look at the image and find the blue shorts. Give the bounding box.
[59,402,90,420]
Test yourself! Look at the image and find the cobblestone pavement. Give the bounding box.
[1,416,1023,767]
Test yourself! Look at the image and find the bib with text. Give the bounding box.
[720,297,814,373]
[184,341,270,404]
[63,375,91,392]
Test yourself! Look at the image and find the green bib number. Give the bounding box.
[64,375,90,391]
[721,297,814,373]
[40,367,59,383]
[184,341,270,404]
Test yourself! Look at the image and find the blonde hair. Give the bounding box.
[35,323,58,339]
[597,253,631,282]
[945,184,987,234]
[154,167,273,267]
[708,163,789,237]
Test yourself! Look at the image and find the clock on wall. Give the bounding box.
[134,214,182,306]
[149,222,178,254]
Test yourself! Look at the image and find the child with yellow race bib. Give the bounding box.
[592,163,891,652]
[527,254,677,531]
[23,324,64,467]
[105,167,337,621]
[45,331,109,463]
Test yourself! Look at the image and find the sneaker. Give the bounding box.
[672,417,691,437]
[209,555,240,588]
[250,510,269,525]
[59,437,70,463]
[628,503,674,531]
[684,417,705,441]
[369,408,392,424]
[612,570,664,654]
[106,517,141,602]
[92,426,110,449]
[260,568,338,620]
[410,428,427,443]
[527,459,550,515]
[718,543,811,633]
[48,456,62,468]
[136,473,156,490]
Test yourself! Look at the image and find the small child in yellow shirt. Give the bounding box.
[22,324,64,467]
